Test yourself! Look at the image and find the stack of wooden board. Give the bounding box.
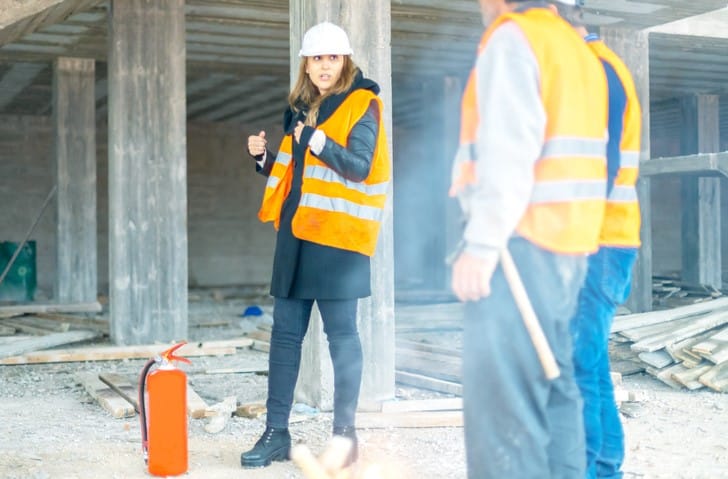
[611,297,728,392]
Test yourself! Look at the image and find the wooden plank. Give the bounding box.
[610,359,645,376]
[397,338,461,357]
[245,330,271,343]
[637,350,674,369]
[611,297,728,333]
[356,411,463,429]
[251,340,270,353]
[395,370,462,396]
[0,335,32,345]
[2,317,70,333]
[381,398,462,413]
[700,344,728,364]
[0,339,244,364]
[75,372,136,419]
[187,384,209,419]
[646,363,686,389]
[690,325,728,355]
[396,348,461,383]
[665,326,725,362]
[619,315,695,342]
[35,313,109,334]
[0,330,99,359]
[671,362,712,390]
[0,302,102,315]
[98,373,139,412]
[699,362,728,392]
[631,310,728,352]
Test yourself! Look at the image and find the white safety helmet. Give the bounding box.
[553,0,585,5]
[299,22,354,57]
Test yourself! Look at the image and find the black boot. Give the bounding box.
[240,426,291,468]
[333,426,358,467]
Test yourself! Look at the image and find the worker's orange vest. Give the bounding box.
[452,8,608,255]
[258,89,390,257]
[588,40,642,248]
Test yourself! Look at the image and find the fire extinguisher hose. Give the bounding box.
[138,356,156,461]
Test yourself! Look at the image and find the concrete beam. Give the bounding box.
[0,0,102,47]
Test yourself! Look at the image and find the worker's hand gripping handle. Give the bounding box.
[500,249,560,380]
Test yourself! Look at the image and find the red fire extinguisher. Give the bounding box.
[138,342,191,476]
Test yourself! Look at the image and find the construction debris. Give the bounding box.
[203,396,237,434]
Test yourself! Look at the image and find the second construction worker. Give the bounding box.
[450,0,608,477]
[557,2,643,478]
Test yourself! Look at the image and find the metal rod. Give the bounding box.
[98,374,140,413]
[0,186,57,289]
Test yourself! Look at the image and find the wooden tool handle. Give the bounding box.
[500,249,561,380]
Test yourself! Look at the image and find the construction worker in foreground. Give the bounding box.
[450,0,608,477]
[555,2,643,478]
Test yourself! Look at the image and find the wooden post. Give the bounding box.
[680,95,721,290]
[54,57,97,303]
[107,0,187,344]
[290,0,395,410]
[602,28,652,312]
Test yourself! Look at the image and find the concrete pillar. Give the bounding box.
[602,28,652,313]
[290,0,395,409]
[108,0,187,344]
[53,57,97,303]
[680,94,721,289]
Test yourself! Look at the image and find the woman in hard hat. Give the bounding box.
[243,21,390,469]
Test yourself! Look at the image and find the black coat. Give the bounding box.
[257,72,383,300]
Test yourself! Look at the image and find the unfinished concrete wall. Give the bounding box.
[0,114,280,297]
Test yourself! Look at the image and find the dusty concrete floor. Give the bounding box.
[0,293,727,478]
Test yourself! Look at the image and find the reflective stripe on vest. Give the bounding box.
[304,165,389,196]
[299,193,383,222]
[456,8,608,255]
[588,39,642,247]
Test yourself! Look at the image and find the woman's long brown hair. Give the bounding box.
[288,56,359,127]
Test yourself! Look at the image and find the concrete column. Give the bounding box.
[53,57,97,303]
[108,0,187,344]
[680,94,721,289]
[602,28,652,312]
[290,0,395,409]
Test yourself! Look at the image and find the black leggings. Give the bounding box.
[265,297,362,429]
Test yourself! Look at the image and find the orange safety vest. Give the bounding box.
[588,40,642,248]
[452,8,608,255]
[258,89,390,257]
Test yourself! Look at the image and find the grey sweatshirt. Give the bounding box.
[462,22,545,262]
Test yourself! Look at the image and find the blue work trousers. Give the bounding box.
[463,238,587,479]
[570,246,637,479]
[265,297,362,430]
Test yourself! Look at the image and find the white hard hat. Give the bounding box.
[553,0,585,5]
[299,22,354,57]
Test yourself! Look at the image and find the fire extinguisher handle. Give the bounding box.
[160,342,192,365]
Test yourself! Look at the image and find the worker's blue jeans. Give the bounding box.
[265,297,362,430]
[463,238,587,479]
[570,247,637,479]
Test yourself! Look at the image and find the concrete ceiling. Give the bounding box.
[0,0,727,131]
